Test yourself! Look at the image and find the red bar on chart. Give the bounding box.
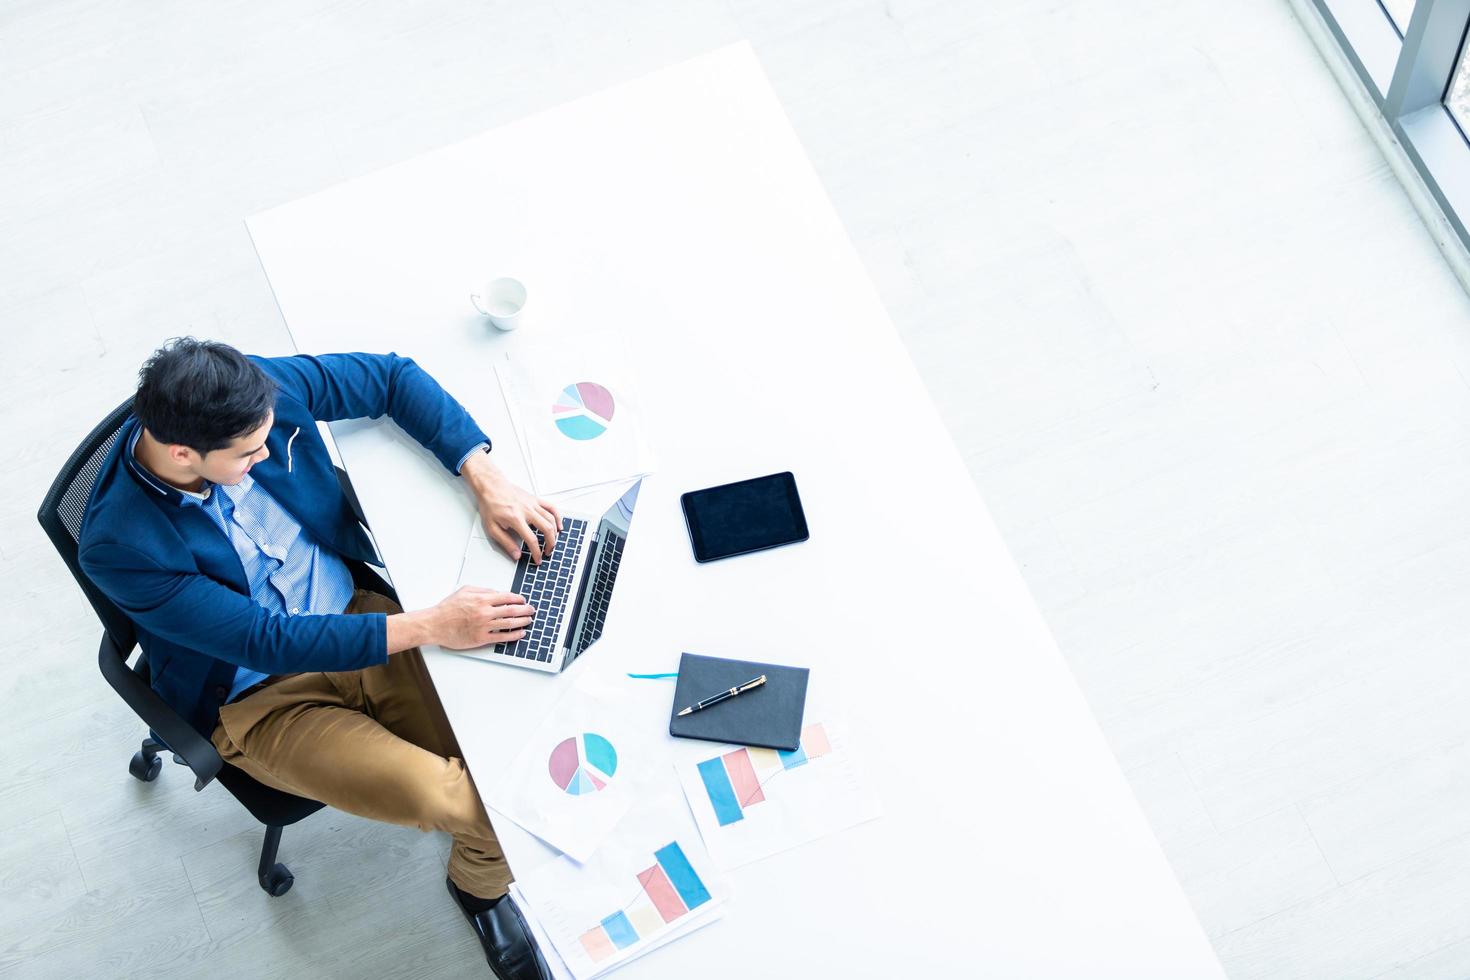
[637,863,689,923]
[802,723,832,759]
[579,925,616,963]
[722,748,765,807]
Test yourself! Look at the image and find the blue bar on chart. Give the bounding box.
[697,756,744,826]
[600,910,639,950]
[778,743,808,769]
[654,842,712,910]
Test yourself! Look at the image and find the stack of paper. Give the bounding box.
[495,334,656,495]
[510,799,727,980]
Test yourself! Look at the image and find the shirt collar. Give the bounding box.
[126,426,215,508]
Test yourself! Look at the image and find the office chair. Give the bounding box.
[37,398,398,897]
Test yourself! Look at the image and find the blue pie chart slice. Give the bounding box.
[552,382,615,440]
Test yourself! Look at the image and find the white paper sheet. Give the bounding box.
[483,674,664,862]
[511,790,728,980]
[495,334,656,495]
[673,715,882,870]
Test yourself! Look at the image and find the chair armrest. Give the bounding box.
[97,632,224,792]
[347,559,400,606]
[336,464,369,528]
[337,465,401,605]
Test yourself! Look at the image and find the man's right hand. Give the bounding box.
[386,586,536,654]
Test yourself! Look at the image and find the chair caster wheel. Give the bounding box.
[261,864,294,897]
[129,750,162,782]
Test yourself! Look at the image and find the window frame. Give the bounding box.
[1308,0,1470,252]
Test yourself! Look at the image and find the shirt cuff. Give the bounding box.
[454,442,490,475]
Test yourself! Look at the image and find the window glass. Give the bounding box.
[1446,24,1470,136]
[1380,0,1417,35]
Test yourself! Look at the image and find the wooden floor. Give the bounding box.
[3,1,1469,977]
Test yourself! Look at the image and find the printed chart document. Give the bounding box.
[495,334,656,495]
[512,792,728,980]
[509,881,695,980]
[674,715,882,870]
[483,676,662,862]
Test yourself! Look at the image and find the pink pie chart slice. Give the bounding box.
[576,382,615,421]
[548,737,580,791]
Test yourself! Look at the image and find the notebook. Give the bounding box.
[668,652,809,751]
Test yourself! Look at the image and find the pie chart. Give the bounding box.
[552,382,615,440]
[548,732,618,795]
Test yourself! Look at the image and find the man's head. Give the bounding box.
[133,338,277,486]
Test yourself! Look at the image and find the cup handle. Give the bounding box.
[470,293,489,316]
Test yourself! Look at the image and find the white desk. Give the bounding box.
[246,43,1223,979]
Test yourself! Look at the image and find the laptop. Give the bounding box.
[454,479,640,672]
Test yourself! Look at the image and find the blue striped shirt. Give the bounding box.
[196,475,357,700]
[129,429,356,701]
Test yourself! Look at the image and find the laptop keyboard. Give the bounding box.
[572,531,626,657]
[494,518,587,663]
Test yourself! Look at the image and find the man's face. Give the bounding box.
[190,412,273,486]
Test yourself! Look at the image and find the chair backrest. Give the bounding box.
[37,398,140,654]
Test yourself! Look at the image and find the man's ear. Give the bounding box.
[167,443,198,468]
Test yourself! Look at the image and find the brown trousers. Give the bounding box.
[210,589,511,898]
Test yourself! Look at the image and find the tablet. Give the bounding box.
[680,471,809,563]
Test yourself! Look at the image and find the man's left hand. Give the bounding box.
[461,451,562,564]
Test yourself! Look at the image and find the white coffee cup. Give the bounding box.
[470,277,528,331]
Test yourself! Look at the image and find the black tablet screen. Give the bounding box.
[681,472,808,562]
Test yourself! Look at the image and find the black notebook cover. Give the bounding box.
[668,652,809,750]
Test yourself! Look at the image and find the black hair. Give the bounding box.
[133,338,277,454]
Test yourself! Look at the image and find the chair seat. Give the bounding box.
[215,763,326,826]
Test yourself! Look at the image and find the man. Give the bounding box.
[79,338,557,980]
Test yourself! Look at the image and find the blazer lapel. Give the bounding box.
[174,504,250,594]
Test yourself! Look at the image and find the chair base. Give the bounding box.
[128,737,296,897]
[258,824,294,897]
[129,737,162,781]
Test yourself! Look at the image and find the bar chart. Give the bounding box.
[696,723,833,826]
[577,841,713,964]
[676,716,882,870]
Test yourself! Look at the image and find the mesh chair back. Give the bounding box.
[37,398,140,654]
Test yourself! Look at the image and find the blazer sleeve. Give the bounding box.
[252,352,491,474]
[80,540,388,675]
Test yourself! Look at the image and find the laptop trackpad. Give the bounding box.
[457,522,523,592]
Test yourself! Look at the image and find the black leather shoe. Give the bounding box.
[447,877,552,980]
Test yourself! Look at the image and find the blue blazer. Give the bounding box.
[78,352,490,742]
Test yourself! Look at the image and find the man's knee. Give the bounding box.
[406,757,495,838]
[351,588,403,616]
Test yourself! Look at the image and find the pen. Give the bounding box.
[676,675,766,716]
